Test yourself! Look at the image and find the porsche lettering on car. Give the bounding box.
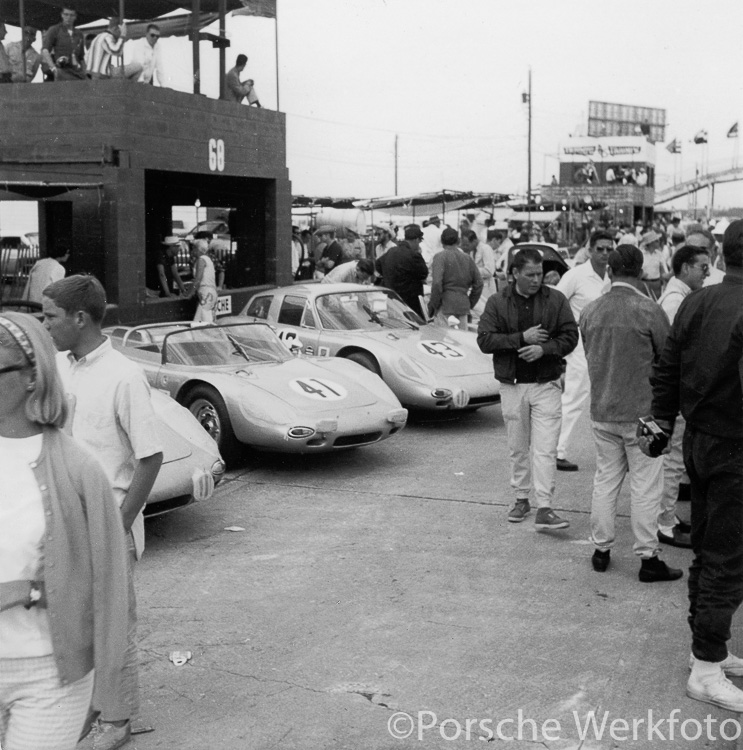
[223,283,501,411]
[105,321,407,463]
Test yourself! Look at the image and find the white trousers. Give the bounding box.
[556,339,590,461]
[658,414,688,535]
[0,655,94,750]
[589,421,662,558]
[500,381,562,508]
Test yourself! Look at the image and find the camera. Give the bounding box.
[637,416,669,457]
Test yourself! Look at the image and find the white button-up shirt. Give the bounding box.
[658,275,691,324]
[556,259,611,323]
[57,338,161,558]
[127,36,165,85]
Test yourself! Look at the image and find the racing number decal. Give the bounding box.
[290,378,347,400]
[277,329,303,351]
[417,341,466,360]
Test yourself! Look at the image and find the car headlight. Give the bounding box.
[211,459,226,482]
[287,426,315,439]
[431,388,452,400]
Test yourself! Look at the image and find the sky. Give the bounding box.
[6,0,743,213]
[167,0,743,210]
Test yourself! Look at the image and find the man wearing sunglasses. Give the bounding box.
[129,23,165,86]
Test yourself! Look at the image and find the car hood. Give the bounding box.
[348,325,492,374]
[215,357,379,411]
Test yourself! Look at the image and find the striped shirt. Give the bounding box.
[85,31,124,76]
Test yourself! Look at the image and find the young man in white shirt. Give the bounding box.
[554,230,613,471]
[128,23,165,85]
[655,244,710,550]
[42,275,163,749]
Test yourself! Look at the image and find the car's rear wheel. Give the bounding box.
[185,385,239,464]
[344,351,381,376]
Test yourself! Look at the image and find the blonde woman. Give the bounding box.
[0,312,128,750]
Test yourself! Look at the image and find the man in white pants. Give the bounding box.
[554,230,613,471]
[656,242,710,548]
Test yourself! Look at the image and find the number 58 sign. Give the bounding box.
[208,138,225,171]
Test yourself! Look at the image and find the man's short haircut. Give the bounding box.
[146,23,160,33]
[672,245,708,277]
[357,258,375,276]
[722,219,743,268]
[61,4,77,12]
[511,247,543,271]
[108,16,120,28]
[43,274,107,324]
[607,246,643,278]
[463,230,478,243]
[590,229,615,246]
[236,53,248,66]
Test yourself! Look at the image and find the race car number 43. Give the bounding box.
[417,341,465,359]
[290,378,348,400]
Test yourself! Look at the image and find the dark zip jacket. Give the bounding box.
[477,282,578,384]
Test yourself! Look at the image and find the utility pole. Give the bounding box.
[394,134,399,195]
[524,68,532,225]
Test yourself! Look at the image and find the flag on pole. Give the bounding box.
[693,129,708,144]
[233,0,277,17]
[666,138,681,154]
[728,122,739,138]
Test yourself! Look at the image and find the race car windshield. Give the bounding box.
[316,290,422,331]
[165,325,293,366]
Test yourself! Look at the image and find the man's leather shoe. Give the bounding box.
[658,525,691,548]
[556,458,579,472]
[592,549,610,572]
[638,556,683,582]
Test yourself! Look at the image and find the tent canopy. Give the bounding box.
[0,0,246,27]
[358,190,511,217]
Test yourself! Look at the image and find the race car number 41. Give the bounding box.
[290,378,347,400]
[417,341,465,359]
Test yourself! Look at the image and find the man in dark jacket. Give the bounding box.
[644,219,743,712]
[428,227,483,329]
[477,246,578,529]
[376,224,429,317]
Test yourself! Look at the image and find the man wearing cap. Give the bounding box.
[553,229,613,472]
[421,215,444,268]
[580,245,681,582]
[639,230,668,299]
[314,226,343,276]
[428,228,483,329]
[376,224,429,317]
[643,219,743,711]
[477,246,578,530]
[374,226,397,260]
[146,236,187,298]
[654,243,711,550]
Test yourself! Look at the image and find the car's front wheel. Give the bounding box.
[184,385,239,464]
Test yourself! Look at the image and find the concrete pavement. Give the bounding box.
[127,405,742,749]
